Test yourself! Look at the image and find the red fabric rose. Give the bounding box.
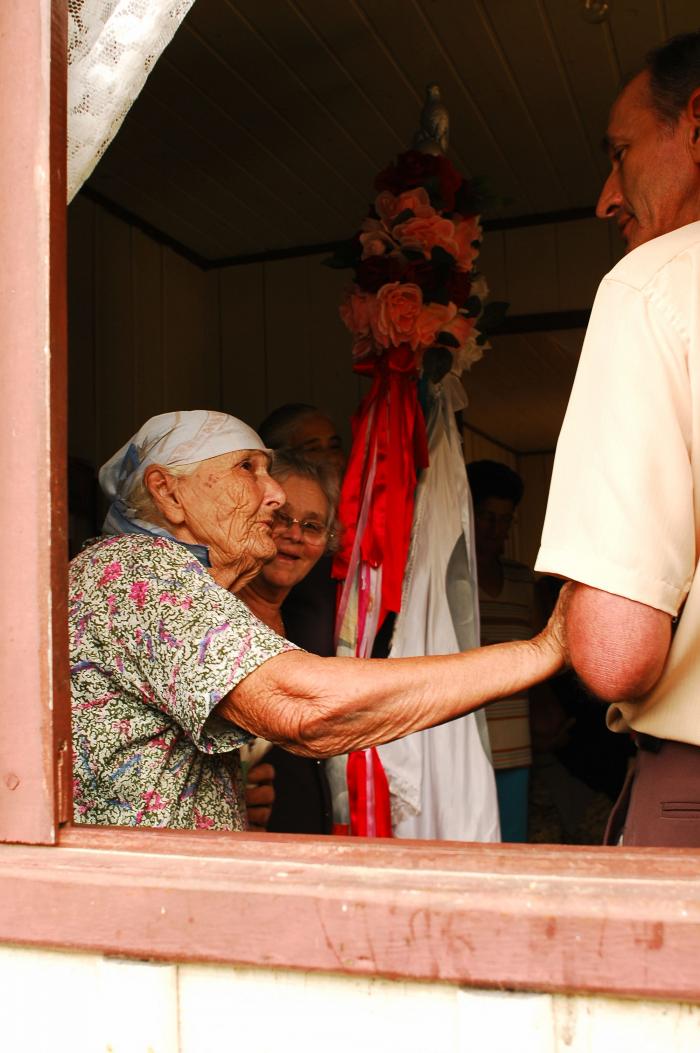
[436,156,463,211]
[355,255,403,294]
[375,150,440,194]
[445,270,472,307]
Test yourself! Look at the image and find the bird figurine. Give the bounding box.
[412,82,449,155]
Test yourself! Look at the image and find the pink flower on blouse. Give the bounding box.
[129,580,149,608]
[194,810,216,829]
[141,789,167,812]
[98,561,122,587]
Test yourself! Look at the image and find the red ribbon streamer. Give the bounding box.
[347,747,392,837]
[332,343,429,628]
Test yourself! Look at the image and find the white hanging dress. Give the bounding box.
[378,373,500,841]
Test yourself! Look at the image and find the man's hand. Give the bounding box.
[245,761,275,831]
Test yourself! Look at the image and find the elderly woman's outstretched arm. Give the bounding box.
[218,589,568,758]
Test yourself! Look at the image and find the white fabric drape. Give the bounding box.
[378,374,500,842]
[67,0,195,201]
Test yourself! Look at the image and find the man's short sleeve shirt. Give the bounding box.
[536,221,700,743]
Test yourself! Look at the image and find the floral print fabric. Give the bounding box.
[70,533,296,829]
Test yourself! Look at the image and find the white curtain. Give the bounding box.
[67,0,196,202]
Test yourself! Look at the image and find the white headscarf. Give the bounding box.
[100,410,270,535]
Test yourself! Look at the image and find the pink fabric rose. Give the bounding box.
[393,215,458,259]
[371,282,424,350]
[376,187,434,224]
[415,301,457,349]
[453,215,482,272]
[440,312,476,349]
[351,335,374,361]
[340,289,374,337]
[360,229,394,257]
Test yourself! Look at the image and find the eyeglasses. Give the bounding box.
[271,509,332,546]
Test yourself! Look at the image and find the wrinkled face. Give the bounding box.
[288,413,345,475]
[473,497,516,561]
[260,474,330,592]
[174,450,285,577]
[597,71,700,251]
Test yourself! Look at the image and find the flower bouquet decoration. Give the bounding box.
[326,89,504,840]
[328,149,492,653]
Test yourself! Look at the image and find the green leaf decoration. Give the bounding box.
[436,330,460,349]
[463,295,482,318]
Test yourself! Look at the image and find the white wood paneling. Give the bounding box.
[3,945,700,1053]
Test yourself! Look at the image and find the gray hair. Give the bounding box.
[271,449,341,553]
[126,461,199,528]
[645,30,700,127]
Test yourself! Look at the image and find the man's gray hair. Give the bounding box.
[645,30,700,126]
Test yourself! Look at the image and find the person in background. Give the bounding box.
[258,403,346,656]
[258,403,345,476]
[246,404,346,830]
[467,459,535,842]
[238,451,339,834]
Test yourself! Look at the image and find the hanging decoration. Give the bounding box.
[326,84,504,839]
[328,85,494,652]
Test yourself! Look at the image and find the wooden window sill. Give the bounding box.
[0,826,698,1000]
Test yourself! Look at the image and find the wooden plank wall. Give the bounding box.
[68,196,362,477]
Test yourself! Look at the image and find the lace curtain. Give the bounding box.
[67,0,195,201]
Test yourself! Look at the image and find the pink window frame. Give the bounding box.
[1,1,699,1003]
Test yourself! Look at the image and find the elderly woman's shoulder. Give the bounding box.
[70,532,203,577]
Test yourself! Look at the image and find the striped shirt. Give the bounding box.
[479,559,535,770]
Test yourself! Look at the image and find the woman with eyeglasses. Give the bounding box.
[238,450,339,834]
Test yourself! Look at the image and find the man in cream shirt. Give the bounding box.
[536,30,700,845]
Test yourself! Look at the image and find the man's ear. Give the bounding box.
[687,86,700,162]
[143,465,186,526]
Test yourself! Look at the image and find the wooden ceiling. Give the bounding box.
[86,0,699,263]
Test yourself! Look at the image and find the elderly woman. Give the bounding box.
[70,410,567,830]
[238,450,339,833]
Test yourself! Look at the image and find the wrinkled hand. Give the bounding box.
[245,761,275,832]
[540,580,572,668]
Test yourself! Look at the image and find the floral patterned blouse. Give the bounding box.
[69,533,296,830]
